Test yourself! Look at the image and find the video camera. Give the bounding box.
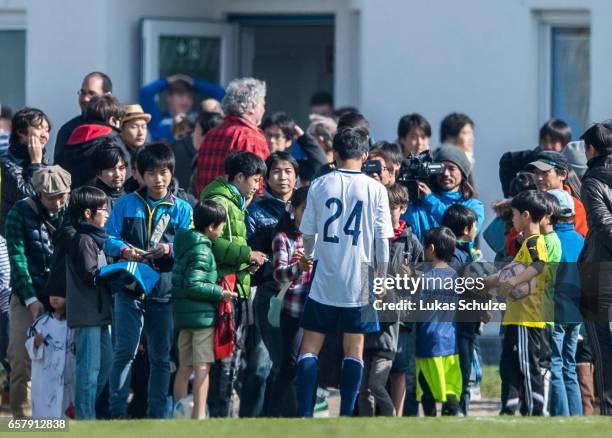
[396,150,445,201]
[361,160,383,175]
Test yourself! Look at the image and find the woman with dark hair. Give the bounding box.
[0,108,50,231]
[405,145,484,242]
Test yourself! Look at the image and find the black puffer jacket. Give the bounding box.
[0,145,46,233]
[579,154,612,320]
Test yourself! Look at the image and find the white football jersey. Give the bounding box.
[300,169,394,307]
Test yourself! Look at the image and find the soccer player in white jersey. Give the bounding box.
[296,126,394,416]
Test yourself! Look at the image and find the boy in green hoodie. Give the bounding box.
[199,150,267,417]
[172,200,237,419]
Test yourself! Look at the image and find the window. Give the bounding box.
[0,12,26,111]
[537,11,590,139]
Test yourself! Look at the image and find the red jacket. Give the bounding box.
[563,185,588,238]
[194,115,269,197]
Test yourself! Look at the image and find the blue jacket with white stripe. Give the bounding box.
[104,187,193,301]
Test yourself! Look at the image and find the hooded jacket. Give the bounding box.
[404,190,485,242]
[579,154,612,319]
[104,187,193,301]
[66,222,111,328]
[200,177,252,299]
[171,229,223,330]
[58,123,129,189]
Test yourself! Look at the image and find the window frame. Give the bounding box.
[536,10,590,130]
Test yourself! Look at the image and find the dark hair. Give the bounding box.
[0,104,12,120]
[540,118,572,146]
[193,200,226,231]
[441,204,477,238]
[374,141,402,167]
[580,122,612,155]
[333,127,370,161]
[69,185,108,224]
[261,112,295,140]
[432,172,477,200]
[276,186,309,238]
[387,183,409,207]
[334,106,359,119]
[440,113,474,143]
[84,71,113,93]
[509,171,537,197]
[136,142,175,175]
[398,113,431,139]
[196,109,224,135]
[368,146,393,169]
[310,91,333,107]
[265,151,299,179]
[542,191,561,225]
[510,190,548,223]
[423,226,456,263]
[337,111,370,136]
[92,145,127,174]
[84,94,124,124]
[167,79,193,95]
[9,107,51,147]
[224,150,267,181]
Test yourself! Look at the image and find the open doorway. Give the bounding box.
[233,15,335,127]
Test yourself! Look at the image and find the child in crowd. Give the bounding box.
[387,183,424,417]
[26,290,75,418]
[359,184,422,416]
[415,227,462,416]
[105,142,193,419]
[493,190,549,416]
[92,145,128,211]
[172,200,237,419]
[441,204,484,416]
[547,189,584,416]
[267,187,312,416]
[172,113,195,141]
[66,186,112,419]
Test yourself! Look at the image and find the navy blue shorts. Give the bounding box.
[300,297,380,334]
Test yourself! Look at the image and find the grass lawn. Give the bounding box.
[480,364,502,400]
[30,417,612,438]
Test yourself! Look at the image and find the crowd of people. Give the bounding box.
[0,70,611,421]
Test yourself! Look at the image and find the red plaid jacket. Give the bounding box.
[194,115,269,197]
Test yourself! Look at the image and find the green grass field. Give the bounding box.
[25,417,611,438]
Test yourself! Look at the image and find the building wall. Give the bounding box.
[2,0,611,255]
[358,0,612,249]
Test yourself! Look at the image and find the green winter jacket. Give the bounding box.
[171,228,223,330]
[200,177,252,298]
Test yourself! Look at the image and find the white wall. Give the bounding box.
[357,0,612,256]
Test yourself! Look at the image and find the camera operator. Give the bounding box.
[404,145,484,242]
[365,146,395,186]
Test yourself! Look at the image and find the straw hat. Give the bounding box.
[122,104,152,124]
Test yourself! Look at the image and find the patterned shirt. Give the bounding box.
[193,115,269,197]
[272,231,311,319]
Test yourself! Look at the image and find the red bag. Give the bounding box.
[214,274,236,360]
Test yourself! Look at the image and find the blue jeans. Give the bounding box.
[109,292,173,418]
[74,325,112,419]
[238,322,273,417]
[550,323,583,416]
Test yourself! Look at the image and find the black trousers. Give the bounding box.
[584,320,612,415]
[500,325,545,416]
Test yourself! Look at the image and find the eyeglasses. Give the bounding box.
[77,89,99,98]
